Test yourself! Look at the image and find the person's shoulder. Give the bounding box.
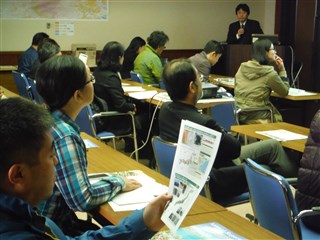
[247,19,261,25]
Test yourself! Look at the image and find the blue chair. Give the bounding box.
[211,102,237,132]
[28,79,45,104]
[130,71,144,84]
[152,136,177,178]
[12,70,34,101]
[244,158,320,239]
[75,106,116,147]
[152,136,211,199]
[75,105,139,161]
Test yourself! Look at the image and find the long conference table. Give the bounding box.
[84,132,282,239]
[122,79,235,109]
[231,122,309,153]
[209,74,320,101]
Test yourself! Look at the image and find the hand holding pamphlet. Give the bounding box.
[161,120,221,232]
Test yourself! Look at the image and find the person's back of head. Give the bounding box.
[163,59,197,101]
[36,55,87,112]
[147,31,169,50]
[0,97,54,197]
[236,3,250,15]
[32,32,49,46]
[252,38,272,65]
[126,36,146,54]
[98,41,124,72]
[203,40,223,54]
[38,38,61,63]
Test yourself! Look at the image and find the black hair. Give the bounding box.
[252,38,273,65]
[121,37,146,78]
[36,55,87,111]
[32,32,49,46]
[98,41,124,72]
[203,40,224,54]
[0,97,53,179]
[147,31,169,50]
[235,3,250,15]
[163,59,197,101]
[38,38,61,63]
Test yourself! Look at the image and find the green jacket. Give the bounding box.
[133,44,162,85]
[234,60,289,123]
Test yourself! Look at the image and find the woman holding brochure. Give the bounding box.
[36,55,142,235]
[234,38,289,124]
[93,41,149,154]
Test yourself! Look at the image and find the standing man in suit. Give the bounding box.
[226,3,263,44]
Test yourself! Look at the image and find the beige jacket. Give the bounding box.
[234,60,289,124]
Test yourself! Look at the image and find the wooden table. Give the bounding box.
[0,66,18,93]
[122,79,235,109]
[83,132,282,239]
[1,85,19,98]
[180,211,283,239]
[231,122,309,152]
[84,132,225,224]
[209,74,320,101]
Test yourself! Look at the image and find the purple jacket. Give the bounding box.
[296,110,320,232]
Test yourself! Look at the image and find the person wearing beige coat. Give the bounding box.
[234,39,289,124]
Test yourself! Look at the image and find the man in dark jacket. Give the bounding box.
[159,59,298,202]
[296,110,320,232]
[226,3,263,44]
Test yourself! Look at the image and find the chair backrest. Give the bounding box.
[244,158,299,239]
[159,81,166,90]
[211,102,237,131]
[152,136,177,178]
[28,79,45,104]
[75,106,96,137]
[12,70,34,100]
[130,71,144,84]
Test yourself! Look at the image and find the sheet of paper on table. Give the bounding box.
[256,129,308,142]
[128,90,158,99]
[89,170,168,211]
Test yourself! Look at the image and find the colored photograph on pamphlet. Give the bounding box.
[161,120,221,231]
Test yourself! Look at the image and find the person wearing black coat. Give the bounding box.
[226,3,263,44]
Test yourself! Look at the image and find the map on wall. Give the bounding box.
[0,0,109,20]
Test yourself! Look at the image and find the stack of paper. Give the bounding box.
[288,88,317,96]
[256,129,308,142]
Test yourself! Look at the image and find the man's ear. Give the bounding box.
[7,164,26,191]
[189,81,197,94]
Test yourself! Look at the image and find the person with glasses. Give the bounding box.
[134,31,169,85]
[234,38,289,124]
[35,55,142,235]
[0,97,172,239]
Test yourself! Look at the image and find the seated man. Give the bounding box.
[0,97,172,239]
[134,30,169,85]
[159,59,298,202]
[189,40,223,82]
[17,32,49,78]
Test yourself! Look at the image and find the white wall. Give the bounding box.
[0,0,275,51]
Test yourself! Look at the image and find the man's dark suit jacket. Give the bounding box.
[226,19,263,44]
